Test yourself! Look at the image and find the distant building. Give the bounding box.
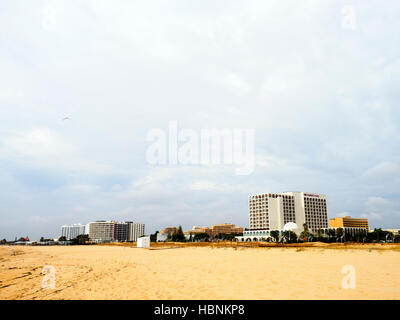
[199,227,212,235]
[191,226,202,233]
[183,224,243,237]
[128,222,145,242]
[184,226,211,236]
[156,233,168,242]
[160,227,178,235]
[114,222,130,242]
[210,223,243,236]
[330,216,369,231]
[61,224,86,240]
[383,229,400,235]
[85,223,90,235]
[322,226,368,236]
[247,192,328,233]
[88,221,145,242]
[88,221,116,241]
[237,191,329,242]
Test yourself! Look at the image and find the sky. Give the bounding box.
[0,0,399,240]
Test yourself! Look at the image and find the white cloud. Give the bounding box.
[337,212,350,217]
[360,212,384,221]
[361,197,400,227]
[72,206,89,213]
[362,162,400,180]
[190,180,243,193]
[3,128,76,159]
[1,128,119,175]
[365,197,391,209]
[219,72,250,94]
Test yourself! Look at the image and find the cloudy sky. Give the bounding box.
[1,0,399,240]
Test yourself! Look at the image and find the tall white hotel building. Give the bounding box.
[240,192,328,240]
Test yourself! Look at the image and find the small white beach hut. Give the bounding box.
[137,236,150,248]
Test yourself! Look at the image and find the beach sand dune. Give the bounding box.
[0,245,399,300]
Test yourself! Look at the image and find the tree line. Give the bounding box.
[266,225,400,244]
[0,234,91,245]
[149,225,244,243]
[149,224,400,244]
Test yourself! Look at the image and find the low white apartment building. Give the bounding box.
[238,191,329,241]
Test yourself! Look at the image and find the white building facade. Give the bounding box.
[237,191,329,241]
[128,222,145,242]
[61,224,86,240]
[156,233,168,242]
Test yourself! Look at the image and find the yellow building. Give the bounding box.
[329,216,369,231]
[185,226,212,236]
[185,223,243,236]
[210,223,243,235]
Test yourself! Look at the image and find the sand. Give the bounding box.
[0,244,399,300]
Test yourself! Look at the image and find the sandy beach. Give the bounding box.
[0,243,399,300]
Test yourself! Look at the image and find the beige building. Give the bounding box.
[210,223,243,235]
[329,216,369,231]
[88,221,145,242]
[184,226,211,236]
[88,221,116,241]
[185,223,243,236]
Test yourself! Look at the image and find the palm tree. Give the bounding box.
[336,228,344,242]
[270,230,280,242]
[327,229,336,242]
[282,231,297,243]
[355,231,363,242]
[299,223,311,241]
